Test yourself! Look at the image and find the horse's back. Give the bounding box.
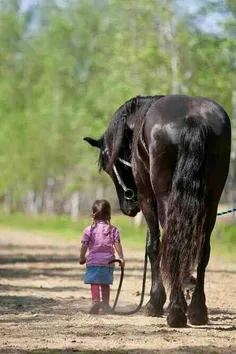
[144,95,231,153]
[146,95,230,131]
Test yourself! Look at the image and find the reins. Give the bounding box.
[109,236,148,315]
[217,207,236,216]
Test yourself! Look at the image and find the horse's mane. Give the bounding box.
[99,95,164,169]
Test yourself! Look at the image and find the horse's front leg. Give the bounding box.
[140,198,166,317]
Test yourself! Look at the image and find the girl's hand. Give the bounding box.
[79,257,86,265]
[119,259,125,268]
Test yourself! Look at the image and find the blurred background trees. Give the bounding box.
[0,0,235,218]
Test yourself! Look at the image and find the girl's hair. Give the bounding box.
[91,199,111,224]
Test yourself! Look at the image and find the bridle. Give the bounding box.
[102,148,135,201]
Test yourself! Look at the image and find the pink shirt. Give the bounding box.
[81,221,120,266]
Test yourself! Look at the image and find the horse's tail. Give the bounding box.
[161,115,210,289]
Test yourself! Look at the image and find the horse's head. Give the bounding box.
[84,96,161,216]
[83,132,140,217]
[84,99,140,216]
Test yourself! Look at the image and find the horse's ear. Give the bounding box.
[130,97,137,112]
[83,137,101,148]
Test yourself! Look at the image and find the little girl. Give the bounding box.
[79,199,125,314]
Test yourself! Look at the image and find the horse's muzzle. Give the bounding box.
[121,200,140,217]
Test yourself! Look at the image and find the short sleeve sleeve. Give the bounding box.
[81,227,90,245]
[113,227,120,243]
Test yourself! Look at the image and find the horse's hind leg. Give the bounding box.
[167,289,187,314]
[140,198,166,317]
[167,226,212,327]
[167,283,188,327]
[187,238,210,325]
[188,205,217,325]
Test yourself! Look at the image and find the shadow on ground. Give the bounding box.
[0,345,236,354]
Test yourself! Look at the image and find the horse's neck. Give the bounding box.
[129,97,157,126]
[136,95,163,109]
[134,96,162,119]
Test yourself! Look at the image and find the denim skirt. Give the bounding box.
[84,266,114,285]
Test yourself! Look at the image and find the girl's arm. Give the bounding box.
[79,243,88,264]
[114,242,125,267]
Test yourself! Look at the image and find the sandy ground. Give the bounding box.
[0,228,235,354]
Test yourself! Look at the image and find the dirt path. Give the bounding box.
[0,229,235,354]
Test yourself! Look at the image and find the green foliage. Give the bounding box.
[0,0,235,209]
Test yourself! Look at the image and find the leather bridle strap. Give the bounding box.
[102,148,134,201]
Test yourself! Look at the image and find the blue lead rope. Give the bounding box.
[217,207,236,216]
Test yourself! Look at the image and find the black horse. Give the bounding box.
[84,95,231,327]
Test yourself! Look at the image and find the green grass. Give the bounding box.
[0,212,235,259]
[0,212,147,248]
[211,223,236,259]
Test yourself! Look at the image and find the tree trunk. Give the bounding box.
[44,178,55,215]
[134,211,143,227]
[25,190,41,216]
[3,189,12,213]
[70,191,80,221]
[96,185,104,200]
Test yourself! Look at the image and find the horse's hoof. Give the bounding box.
[167,307,187,328]
[188,306,208,325]
[143,301,164,317]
